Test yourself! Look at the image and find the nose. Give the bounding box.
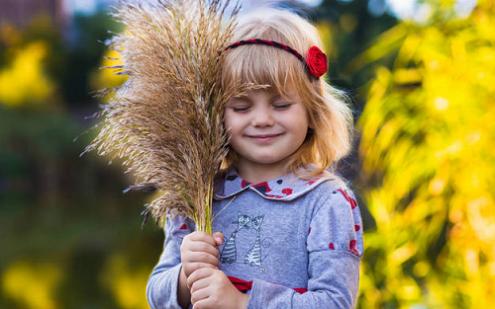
[251,105,274,127]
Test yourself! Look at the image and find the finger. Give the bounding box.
[193,297,218,309]
[188,241,220,258]
[187,231,217,246]
[189,276,217,293]
[212,232,224,246]
[191,288,211,306]
[186,251,219,266]
[183,262,216,282]
[190,276,212,294]
[187,267,213,288]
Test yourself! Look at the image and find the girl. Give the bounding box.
[147,7,363,309]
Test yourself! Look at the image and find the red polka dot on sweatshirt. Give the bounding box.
[293,288,308,294]
[253,181,271,193]
[354,224,361,231]
[179,223,189,230]
[241,180,250,188]
[349,239,360,256]
[282,188,293,195]
[337,188,358,209]
[328,242,335,250]
[307,177,320,185]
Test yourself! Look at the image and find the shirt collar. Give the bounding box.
[214,167,335,201]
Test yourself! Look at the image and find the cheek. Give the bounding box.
[285,109,309,132]
[289,116,310,144]
[295,125,309,143]
[223,111,239,136]
[224,108,246,126]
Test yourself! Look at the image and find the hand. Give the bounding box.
[188,267,249,309]
[180,231,224,280]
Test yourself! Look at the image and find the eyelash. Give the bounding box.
[274,103,291,110]
[232,106,250,112]
[231,103,292,112]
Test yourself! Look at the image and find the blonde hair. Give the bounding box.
[221,8,353,178]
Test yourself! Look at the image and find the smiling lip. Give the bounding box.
[245,133,284,144]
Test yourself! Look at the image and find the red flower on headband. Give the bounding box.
[305,46,328,78]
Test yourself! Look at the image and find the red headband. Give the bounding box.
[225,38,328,79]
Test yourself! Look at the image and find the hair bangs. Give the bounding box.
[222,42,307,98]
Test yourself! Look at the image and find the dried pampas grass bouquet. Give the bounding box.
[85,0,245,233]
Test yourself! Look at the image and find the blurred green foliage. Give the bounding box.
[0,11,158,309]
[356,0,495,307]
[1,1,493,308]
[61,12,122,105]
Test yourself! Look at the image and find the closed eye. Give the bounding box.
[273,103,292,110]
[232,106,251,112]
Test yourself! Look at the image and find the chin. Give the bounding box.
[250,155,286,165]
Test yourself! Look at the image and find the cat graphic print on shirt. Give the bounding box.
[221,214,265,268]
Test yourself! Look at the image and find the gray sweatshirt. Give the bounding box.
[147,168,364,309]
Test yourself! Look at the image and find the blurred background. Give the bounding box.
[0,0,493,308]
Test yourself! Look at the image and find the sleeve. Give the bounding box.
[247,187,364,309]
[146,215,194,309]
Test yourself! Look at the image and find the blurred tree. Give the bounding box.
[2,261,62,309]
[0,41,56,107]
[0,15,67,107]
[0,10,122,210]
[308,0,399,184]
[317,0,397,95]
[0,18,78,210]
[61,12,121,107]
[0,16,62,108]
[0,8,156,309]
[0,11,120,108]
[100,254,150,309]
[355,0,495,307]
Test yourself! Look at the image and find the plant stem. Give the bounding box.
[194,178,214,234]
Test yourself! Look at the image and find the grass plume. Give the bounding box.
[85,0,245,233]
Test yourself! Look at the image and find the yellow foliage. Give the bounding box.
[90,49,127,94]
[357,2,495,308]
[0,41,55,106]
[1,261,62,309]
[100,254,150,309]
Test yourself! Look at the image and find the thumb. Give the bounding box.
[212,232,224,246]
